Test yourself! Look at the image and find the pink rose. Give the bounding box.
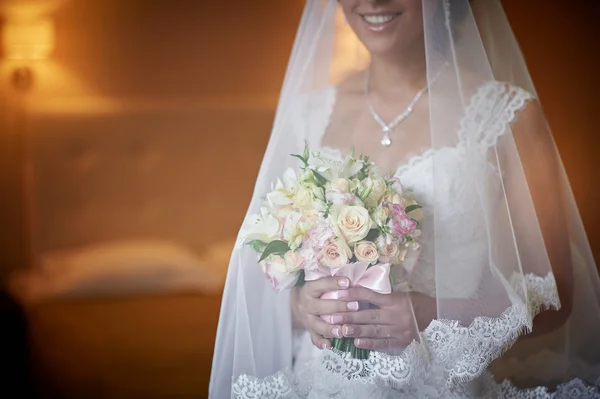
[377,237,406,264]
[354,241,379,265]
[298,224,335,271]
[320,238,352,268]
[262,257,299,292]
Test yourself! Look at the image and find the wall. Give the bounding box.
[0,0,598,281]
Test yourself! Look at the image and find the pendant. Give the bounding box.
[381,127,392,147]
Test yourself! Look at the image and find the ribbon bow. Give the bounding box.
[305,262,392,295]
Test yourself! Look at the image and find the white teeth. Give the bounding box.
[363,14,396,25]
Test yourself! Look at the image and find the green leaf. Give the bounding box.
[295,269,306,287]
[405,204,423,214]
[312,171,328,186]
[258,240,291,263]
[290,154,306,166]
[248,240,267,253]
[360,185,373,201]
[364,228,379,242]
[303,142,310,160]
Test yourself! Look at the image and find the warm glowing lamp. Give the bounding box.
[2,18,55,60]
[2,18,55,90]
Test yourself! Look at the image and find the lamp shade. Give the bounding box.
[2,18,55,60]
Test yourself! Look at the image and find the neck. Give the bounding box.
[367,45,428,94]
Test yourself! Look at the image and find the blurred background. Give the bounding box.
[0,0,598,398]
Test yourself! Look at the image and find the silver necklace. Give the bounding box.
[365,66,443,147]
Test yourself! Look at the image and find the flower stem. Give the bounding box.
[330,338,370,360]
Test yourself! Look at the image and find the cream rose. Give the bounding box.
[365,177,387,207]
[284,251,305,272]
[330,178,350,193]
[336,206,372,244]
[355,241,379,265]
[372,206,390,227]
[320,238,352,268]
[386,193,407,207]
[378,238,407,264]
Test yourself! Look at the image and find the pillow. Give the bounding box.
[10,239,228,302]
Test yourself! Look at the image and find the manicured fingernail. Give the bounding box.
[334,290,348,299]
[332,327,341,337]
[330,315,343,324]
[321,342,329,350]
[343,325,354,336]
[338,278,349,288]
[347,301,359,311]
[355,339,363,347]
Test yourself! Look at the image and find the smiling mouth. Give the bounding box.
[360,13,401,25]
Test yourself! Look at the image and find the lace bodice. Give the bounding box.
[231,82,600,398]
[316,82,536,299]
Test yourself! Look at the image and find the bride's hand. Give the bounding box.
[333,287,425,350]
[291,276,359,349]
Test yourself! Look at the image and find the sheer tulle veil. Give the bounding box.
[209,0,600,397]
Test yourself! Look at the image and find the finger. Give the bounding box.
[304,276,350,298]
[354,337,409,350]
[309,331,332,350]
[345,286,399,307]
[306,315,344,339]
[305,297,360,316]
[333,309,395,325]
[341,323,402,339]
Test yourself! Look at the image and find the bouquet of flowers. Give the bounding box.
[238,144,423,359]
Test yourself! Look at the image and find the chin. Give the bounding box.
[362,40,402,58]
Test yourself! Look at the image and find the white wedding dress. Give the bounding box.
[231,82,600,398]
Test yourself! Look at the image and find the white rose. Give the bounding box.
[354,241,379,265]
[320,238,352,268]
[365,177,388,207]
[330,178,350,192]
[336,206,372,244]
[372,206,390,227]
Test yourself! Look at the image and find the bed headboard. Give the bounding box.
[25,100,274,263]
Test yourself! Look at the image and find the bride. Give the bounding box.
[210,0,600,397]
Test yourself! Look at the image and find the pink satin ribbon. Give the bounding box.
[304,262,392,295]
